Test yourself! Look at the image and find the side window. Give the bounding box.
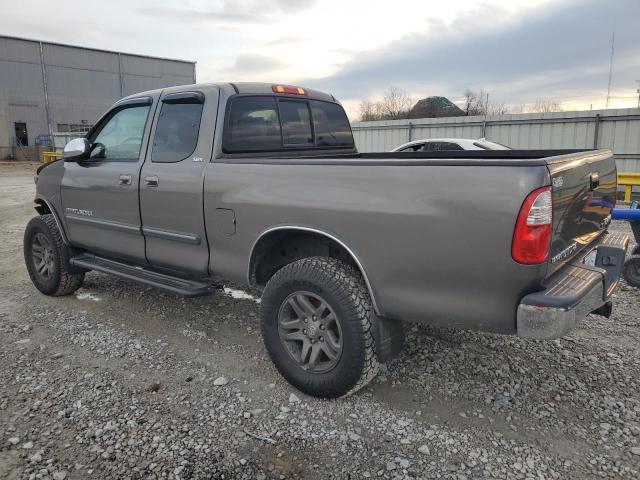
[225,97,281,152]
[400,144,424,152]
[89,105,150,161]
[152,99,203,163]
[443,142,464,151]
[309,100,354,147]
[279,100,312,146]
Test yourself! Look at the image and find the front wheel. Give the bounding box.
[24,215,85,296]
[260,257,378,398]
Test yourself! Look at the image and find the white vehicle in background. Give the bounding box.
[392,138,511,152]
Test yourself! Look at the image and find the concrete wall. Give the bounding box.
[352,109,640,173]
[0,35,195,147]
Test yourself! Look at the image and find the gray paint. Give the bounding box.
[0,35,195,146]
[34,82,623,338]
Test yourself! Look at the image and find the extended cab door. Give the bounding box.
[60,96,157,264]
[139,87,219,276]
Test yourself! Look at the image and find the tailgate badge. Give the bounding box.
[552,176,564,188]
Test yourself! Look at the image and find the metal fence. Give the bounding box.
[352,108,640,173]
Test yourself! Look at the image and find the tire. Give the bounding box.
[260,257,378,398]
[623,256,640,287]
[24,215,85,296]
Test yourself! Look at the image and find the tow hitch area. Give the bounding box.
[517,232,628,339]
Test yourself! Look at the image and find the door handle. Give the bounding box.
[144,175,159,187]
[590,172,600,191]
[118,174,132,186]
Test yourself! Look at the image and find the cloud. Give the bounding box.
[143,0,317,25]
[231,54,286,74]
[301,0,640,106]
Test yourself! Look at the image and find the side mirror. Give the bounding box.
[63,138,91,161]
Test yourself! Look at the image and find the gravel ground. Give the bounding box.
[1,161,639,480]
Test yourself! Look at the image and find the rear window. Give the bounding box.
[152,102,203,163]
[225,97,281,152]
[279,100,313,146]
[310,101,354,147]
[224,96,353,153]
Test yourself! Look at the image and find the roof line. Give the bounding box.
[0,34,196,65]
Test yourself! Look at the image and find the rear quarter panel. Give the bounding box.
[204,161,550,334]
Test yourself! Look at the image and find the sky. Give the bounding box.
[1,0,639,118]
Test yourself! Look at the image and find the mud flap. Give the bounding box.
[371,312,405,362]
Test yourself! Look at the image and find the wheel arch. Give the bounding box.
[248,226,381,315]
[34,196,69,245]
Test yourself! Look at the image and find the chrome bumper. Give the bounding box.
[517,232,629,339]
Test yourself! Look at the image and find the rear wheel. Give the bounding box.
[623,256,640,287]
[260,257,378,398]
[24,215,85,296]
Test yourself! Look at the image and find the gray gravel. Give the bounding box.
[1,162,639,479]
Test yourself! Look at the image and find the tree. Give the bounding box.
[358,87,413,121]
[460,89,511,116]
[529,98,563,113]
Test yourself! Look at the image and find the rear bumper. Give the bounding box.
[517,231,629,339]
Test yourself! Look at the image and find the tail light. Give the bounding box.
[512,186,552,264]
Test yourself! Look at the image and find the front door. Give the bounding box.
[60,96,156,264]
[139,87,219,276]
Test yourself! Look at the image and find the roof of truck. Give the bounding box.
[119,82,336,103]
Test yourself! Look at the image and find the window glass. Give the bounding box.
[427,142,464,151]
[152,102,203,163]
[89,105,150,161]
[310,100,354,147]
[225,97,281,152]
[400,144,425,152]
[279,100,312,146]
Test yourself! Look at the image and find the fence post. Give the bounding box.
[408,122,414,142]
[593,114,601,148]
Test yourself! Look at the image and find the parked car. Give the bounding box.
[25,82,628,398]
[392,137,510,152]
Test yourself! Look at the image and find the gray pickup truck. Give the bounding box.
[25,82,629,398]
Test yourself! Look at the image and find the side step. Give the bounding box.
[70,254,213,297]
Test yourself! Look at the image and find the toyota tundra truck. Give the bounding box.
[24,82,629,398]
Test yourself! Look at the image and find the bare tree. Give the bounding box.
[358,100,381,122]
[529,98,563,113]
[358,87,413,121]
[380,87,414,120]
[461,89,511,116]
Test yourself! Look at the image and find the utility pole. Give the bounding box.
[605,31,615,109]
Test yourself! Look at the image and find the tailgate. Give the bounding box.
[547,150,616,274]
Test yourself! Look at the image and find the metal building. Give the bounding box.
[0,35,195,155]
[352,109,640,173]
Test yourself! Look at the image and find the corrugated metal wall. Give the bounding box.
[0,35,195,146]
[352,109,640,172]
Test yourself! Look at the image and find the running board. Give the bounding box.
[70,254,213,297]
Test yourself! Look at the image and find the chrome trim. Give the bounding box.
[35,197,68,244]
[248,225,381,315]
[65,214,141,234]
[142,227,201,245]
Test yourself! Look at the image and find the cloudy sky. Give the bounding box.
[1,0,639,118]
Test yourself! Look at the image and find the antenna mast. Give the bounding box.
[605,31,615,108]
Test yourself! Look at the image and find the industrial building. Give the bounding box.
[0,35,195,158]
